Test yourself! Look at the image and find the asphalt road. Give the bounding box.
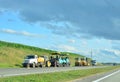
[72,68,120,82]
[0,66,106,77]
[93,70,120,82]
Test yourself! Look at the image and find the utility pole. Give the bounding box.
[91,50,93,60]
[91,50,93,66]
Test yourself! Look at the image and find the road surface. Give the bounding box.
[73,68,120,82]
[93,70,120,82]
[0,66,106,77]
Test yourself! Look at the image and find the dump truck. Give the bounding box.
[91,60,96,66]
[50,52,70,67]
[22,55,51,68]
[75,57,89,66]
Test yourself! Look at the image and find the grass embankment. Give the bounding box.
[0,41,83,68]
[0,66,120,82]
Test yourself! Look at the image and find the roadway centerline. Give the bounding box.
[92,70,120,82]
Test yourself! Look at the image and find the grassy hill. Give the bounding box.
[0,41,85,68]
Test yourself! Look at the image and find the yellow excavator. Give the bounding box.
[37,56,51,67]
[75,57,89,66]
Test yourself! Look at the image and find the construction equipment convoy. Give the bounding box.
[22,53,96,68]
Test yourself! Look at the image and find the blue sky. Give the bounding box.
[0,0,120,63]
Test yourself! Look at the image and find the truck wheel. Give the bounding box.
[27,64,30,68]
[66,63,69,67]
[40,64,43,68]
[46,61,48,67]
[46,61,51,67]
[62,64,65,67]
[57,64,59,67]
[32,63,35,68]
[78,63,81,66]
[69,63,70,67]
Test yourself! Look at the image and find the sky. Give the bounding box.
[0,0,120,63]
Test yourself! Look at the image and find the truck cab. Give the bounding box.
[22,55,38,67]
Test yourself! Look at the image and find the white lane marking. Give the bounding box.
[93,70,120,82]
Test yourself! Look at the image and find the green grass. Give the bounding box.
[0,41,84,68]
[0,66,120,82]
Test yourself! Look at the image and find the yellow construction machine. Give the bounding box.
[75,57,89,66]
[37,56,51,67]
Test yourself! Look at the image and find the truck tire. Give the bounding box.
[32,63,35,68]
[40,64,43,68]
[46,61,51,67]
[27,64,30,68]
[46,61,48,67]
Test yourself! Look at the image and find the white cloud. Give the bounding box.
[81,40,88,48]
[68,39,75,43]
[96,39,101,44]
[58,45,76,52]
[0,28,42,38]
[104,48,120,57]
[1,29,16,34]
[52,44,79,52]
